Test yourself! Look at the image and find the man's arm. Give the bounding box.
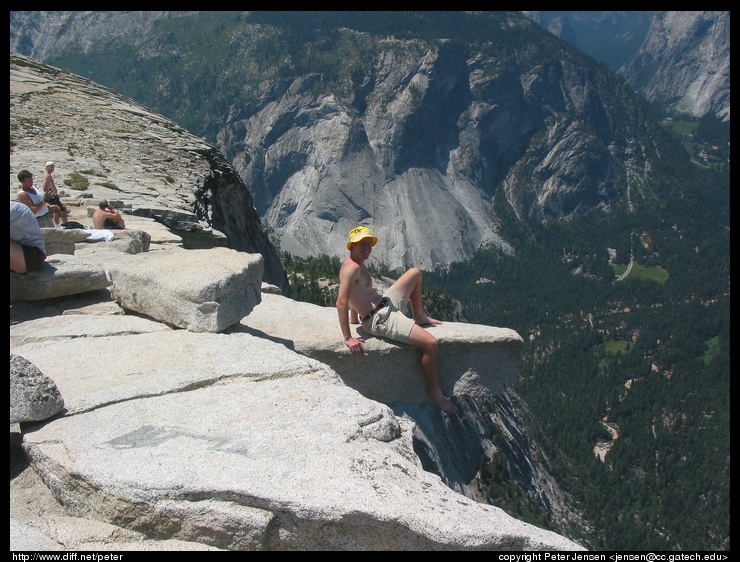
[103,208,121,220]
[18,192,54,215]
[337,261,365,354]
[336,285,354,342]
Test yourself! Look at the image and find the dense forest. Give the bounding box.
[284,116,730,550]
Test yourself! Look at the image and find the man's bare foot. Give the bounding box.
[416,315,442,327]
[430,391,457,414]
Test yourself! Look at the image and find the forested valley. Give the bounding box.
[283,119,730,551]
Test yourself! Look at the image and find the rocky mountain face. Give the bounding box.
[218,33,666,271]
[619,11,730,121]
[8,11,696,272]
[526,11,730,122]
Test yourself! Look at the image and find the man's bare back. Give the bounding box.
[92,200,125,230]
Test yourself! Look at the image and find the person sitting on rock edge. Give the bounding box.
[92,199,126,230]
[10,201,47,274]
[336,225,457,414]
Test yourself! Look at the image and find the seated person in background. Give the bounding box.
[41,161,69,227]
[10,201,47,274]
[16,169,56,228]
[93,199,126,230]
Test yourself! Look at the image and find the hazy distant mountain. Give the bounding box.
[524,11,730,121]
[619,11,730,121]
[523,11,654,71]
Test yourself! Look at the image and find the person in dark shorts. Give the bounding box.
[41,161,69,226]
[92,199,126,230]
[10,201,47,274]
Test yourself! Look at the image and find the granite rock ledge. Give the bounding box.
[11,250,582,550]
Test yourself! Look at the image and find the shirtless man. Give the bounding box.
[41,161,68,226]
[336,225,457,414]
[92,199,126,229]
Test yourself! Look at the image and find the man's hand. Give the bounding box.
[345,336,365,355]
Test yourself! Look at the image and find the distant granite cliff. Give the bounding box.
[219,33,668,270]
[619,11,730,122]
[525,11,730,122]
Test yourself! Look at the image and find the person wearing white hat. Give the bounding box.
[41,161,68,227]
[336,225,457,414]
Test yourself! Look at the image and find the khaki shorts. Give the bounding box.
[36,212,54,228]
[362,285,415,344]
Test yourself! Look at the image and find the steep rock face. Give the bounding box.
[619,11,730,121]
[9,52,289,294]
[229,41,513,270]
[223,37,656,269]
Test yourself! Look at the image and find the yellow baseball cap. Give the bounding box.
[347,225,378,250]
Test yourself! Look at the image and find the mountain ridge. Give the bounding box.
[9,11,723,271]
[525,11,729,121]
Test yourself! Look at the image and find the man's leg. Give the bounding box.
[406,324,457,414]
[391,267,440,326]
[105,216,126,229]
[388,269,453,412]
[10,240,27,273]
